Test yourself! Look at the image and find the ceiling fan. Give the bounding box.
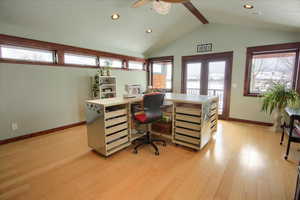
[132,0,190,15]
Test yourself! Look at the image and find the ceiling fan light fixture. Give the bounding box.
[152,1,171,15]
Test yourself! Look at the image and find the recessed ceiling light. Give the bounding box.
[111,14,120,20]
[244,4,254,9]
[146,29,152,33]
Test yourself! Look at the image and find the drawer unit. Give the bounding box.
[175,127,200,138]
[175,121,201,131]
[173,103,203,150]
[86,103,130,157]
[209,101,218,132]
[105,116,127,127]
[107,136,129,151]
[176,106,201,116]
[105,122,128,135]
[105,109,127,119]
[106,130,128,143]
[176,114,201,123]
[175,133,200,145]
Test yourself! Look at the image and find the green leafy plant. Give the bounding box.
[261,83,300,114]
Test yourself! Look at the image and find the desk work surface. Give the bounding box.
[86,93,218,106]
[85,93,219,156]
[285,107,300,117]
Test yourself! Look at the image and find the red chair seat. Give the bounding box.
[135,113,148,123]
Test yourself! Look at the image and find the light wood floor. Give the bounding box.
[0,121,299,200]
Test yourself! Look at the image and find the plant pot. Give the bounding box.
[272,108,282,132]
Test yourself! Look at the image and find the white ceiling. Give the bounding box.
[0,0,299,57]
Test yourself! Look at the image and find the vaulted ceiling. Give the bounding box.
[0,0,299,57]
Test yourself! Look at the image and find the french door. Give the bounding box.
[182,52,233,119]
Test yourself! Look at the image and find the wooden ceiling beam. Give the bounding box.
[182,1,209,24]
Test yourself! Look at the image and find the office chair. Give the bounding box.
[131,92,166,156]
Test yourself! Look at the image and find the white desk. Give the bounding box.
[86,93,218,156]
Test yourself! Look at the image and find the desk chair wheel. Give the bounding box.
[133,149,138,154]
[284,155,288,160]
[155,151,159,156]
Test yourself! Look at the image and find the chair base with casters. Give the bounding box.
[133,124,166,156]
[131,93,166,156]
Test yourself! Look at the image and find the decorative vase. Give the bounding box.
[272,108,282,132]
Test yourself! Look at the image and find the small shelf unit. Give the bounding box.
[92,75,117,99]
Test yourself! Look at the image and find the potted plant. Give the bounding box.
[261,83,300,132]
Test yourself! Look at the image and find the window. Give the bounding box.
[128,61,144,70]
[0,45,54,63]
[64,53,97,66]
[250,52,296,93]
[0,34,146,69]
[99,57,123,68]
[244,43,300,96]
[149,56,174,91]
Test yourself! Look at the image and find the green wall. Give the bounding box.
[0,21,147,141]
[0,63,146,140]
[147,24,300,123]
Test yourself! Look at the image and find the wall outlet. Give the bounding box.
[11,122,18,131]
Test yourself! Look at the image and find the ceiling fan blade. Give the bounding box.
[161,0,190,3]
[132,0,151,8]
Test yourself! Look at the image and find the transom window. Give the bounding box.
[244,44,300,96]
[99,57,123,68]
[0,35,146,70]
[64,53,97,66]
[128,61,144,70]
[0,45,54,63]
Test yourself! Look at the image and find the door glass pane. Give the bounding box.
[208,61,226,114]
[152,62,172,90]
[186,63,201,95]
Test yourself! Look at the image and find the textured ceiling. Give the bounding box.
[0,0,299,57]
